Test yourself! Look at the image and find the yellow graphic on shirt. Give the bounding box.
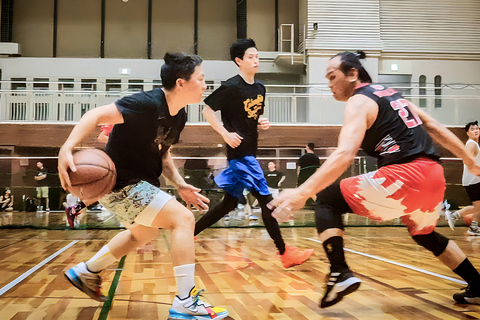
[243,95,264,119]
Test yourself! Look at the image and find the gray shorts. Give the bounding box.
[99,181,173,228]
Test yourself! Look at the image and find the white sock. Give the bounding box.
[453,211,461,219]
[86,245,118,272]
[174,263,196,299]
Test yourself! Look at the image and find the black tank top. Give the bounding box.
[355,83,439,167]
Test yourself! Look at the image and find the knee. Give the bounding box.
[412,231,449,257]
[315,203,344,234]
[174,207,195,230]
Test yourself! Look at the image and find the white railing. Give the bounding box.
[1,84,480,125]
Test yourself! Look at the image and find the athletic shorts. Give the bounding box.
[464,182,480,202]
[99,180,173,228]
[214,155,270,199]
[340,157,445,236]
[36,186,49,198]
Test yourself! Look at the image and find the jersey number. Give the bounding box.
[390,98,422,128]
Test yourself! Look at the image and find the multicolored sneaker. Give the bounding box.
[64,262,108,302]
[168,287,228,319]
[279,244,314,268]
[320,269,361,308]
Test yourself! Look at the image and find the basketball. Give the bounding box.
[67,149,116,204]
[464,213,473,227]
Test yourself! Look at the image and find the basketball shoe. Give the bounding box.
[279,244,314,268]
[467,222,480,236]
[445,209,459,231]
[64,262,108,302]
[168,287,229,319]
[453,285,480,304]
[320,269,361,308]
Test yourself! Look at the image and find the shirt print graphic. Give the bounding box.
[243,94,264,120]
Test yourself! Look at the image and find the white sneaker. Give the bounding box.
[445,210,458,230]
[467,224,480,236]
[168,287,228,319]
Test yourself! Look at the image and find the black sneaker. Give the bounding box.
[320,270,361,308]
[453,286,480,304]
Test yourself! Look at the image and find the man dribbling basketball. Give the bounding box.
[58,52,228,319]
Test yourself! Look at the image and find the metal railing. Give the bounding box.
[1,84,479,125]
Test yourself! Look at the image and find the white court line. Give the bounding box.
[0,240,79,296]
[305,237,467,285]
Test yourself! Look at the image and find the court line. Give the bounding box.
[98,255,126,320]
[0,240,79,296]
[305,237,467,285]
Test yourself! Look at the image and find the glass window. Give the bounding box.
[106,79,121,92]
[419,75,426,108]
[11,78,26,90]
[128,79,144,92]
[33,78,49,90]
[434,75,442,108]
[58,78,74,91]
[81,79,97,91]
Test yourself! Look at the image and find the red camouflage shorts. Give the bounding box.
[340,157,445,236]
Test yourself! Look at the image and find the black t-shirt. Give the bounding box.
[204,74,265,160]
[355,84,439,167]
[106,88,187,189]
[265,170,283,189]
[37,167,48,187]
[297,153,320,186]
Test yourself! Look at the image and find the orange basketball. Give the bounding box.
[464,213,473,227]
[67,149,116,204]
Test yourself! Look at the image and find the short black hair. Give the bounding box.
[161,52,203,90]
[331,50,372,83]
[465,120,479,132]
[230,38,256,65]
[307,142,315,150]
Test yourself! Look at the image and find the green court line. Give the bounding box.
[98,255,126,320]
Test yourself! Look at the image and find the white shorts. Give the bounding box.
[99,181,173,228]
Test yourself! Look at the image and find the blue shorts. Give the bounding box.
[214,156,270,199]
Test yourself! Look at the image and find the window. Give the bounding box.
[434,75,442,108]
[153,79,162,89]
[128,79,143,92]
[419,75,426,108]
[11,78,26,90]
[58,78,74,91]
[106,79,121,92]
[81,79,97,91]
[206,80,214,91]
[33,78,49,90]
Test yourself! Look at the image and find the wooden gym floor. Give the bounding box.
[0,226,479,320]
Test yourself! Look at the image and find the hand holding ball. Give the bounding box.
[67,149,116,204]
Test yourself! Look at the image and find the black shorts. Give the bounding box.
[464,182,480,202]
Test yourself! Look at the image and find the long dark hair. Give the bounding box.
[331,50,372,83]
[161,52,203,90]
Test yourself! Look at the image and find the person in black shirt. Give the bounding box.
[297,142,320,186]
[270,51,480,308]
[58,52,228,319]
[265,161,285,198]
[194,39,313,268]
[34,161,49,211]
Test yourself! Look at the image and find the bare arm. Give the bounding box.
[34,173,47,181]
[269,94,377,220]
[161,149,210,213]
[202,105,243,148]
[296,95,376,199]
[161,149,188,189]
[58,103,123,189]
[407,101,478,171]
[466,141,479,158]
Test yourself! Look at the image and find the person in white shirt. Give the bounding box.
[446,121,480,235]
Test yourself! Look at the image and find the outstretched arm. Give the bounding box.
[202,105,243,148]
[407,101,480,175]
[269,94,377,222]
